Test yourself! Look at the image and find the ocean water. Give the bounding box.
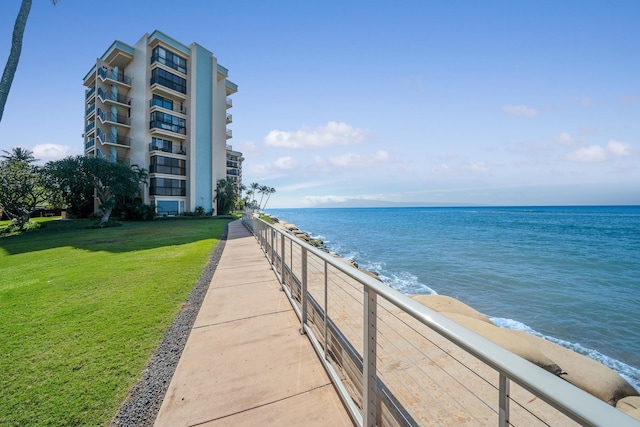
[266,206,640,390]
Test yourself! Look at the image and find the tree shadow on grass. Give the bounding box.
[0,218,232,256]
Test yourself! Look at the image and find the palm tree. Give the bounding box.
[249,182,259,206]
[1,147,37,163]
[257,185,269,210]
[262,187,276,211]
[245,189,254,208]
[1,0,58,122]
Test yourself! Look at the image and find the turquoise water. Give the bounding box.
[266,206,640,390]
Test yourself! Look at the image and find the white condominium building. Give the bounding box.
[226,144,244,191]
[82,30,237,216]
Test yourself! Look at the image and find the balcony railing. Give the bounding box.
[150,120,186,135]
[225,129,232,139]
[226,113,232,124]
[242,213,640,427]
[85,122,95,132]
[97,128,131,147]
[97,108,130,126]
[85,86,95,99]
[149,165,186,176]
[226,97,232,108]
[85,104,95,116]
[85,139,95,150]
[151,52,187,75]
[148,143,186,155]
[98,87,131,105]
[149,98,186,114]
[97,67,132,85]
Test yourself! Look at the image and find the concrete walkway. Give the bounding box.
[154,220,354,426]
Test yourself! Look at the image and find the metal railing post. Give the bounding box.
[300,247,308,335]
[363,288,378,427]
[324,260,329,360]
[280,234,286,288]
[271,229,275,264]
[499,374,510,427]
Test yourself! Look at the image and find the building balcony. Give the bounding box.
[151,52,187,75]
[85,139,95,150]
[149,143,186,156]
[149,98,186,115]
[85,103,96,117]
[150,82,188,101]
[225,80,238,96]
[225,129,232,139]
[98,87,131,106]
[85,122,95,133]
[226,113,232,124]
[149,165,186,176]
[97,128,131,147]
[150,120,186,137]
[226,98,233,109]
[85,86,96,100]
[97,108,131,127]
[97,67,132,87]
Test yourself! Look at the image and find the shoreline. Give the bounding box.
[265,214,640,419]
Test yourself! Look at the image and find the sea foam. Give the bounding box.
[491,317,640,392]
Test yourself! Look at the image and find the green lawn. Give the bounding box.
[0,218,230,426]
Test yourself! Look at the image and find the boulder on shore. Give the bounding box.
[411,294,639,407]
[412,294,491,323]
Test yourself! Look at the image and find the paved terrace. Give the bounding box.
[154,220,353,426]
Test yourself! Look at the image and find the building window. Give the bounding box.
[150,155,186,175]
[151,94,185,114]
[150,177,186,196]
[151,46,187,74]
[150,111,186,135]
[149,137,185,155]
[150,67,187,94]
[151,94,173,110]
[156,200,179,216]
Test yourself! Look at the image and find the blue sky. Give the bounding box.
[0,0,638,208]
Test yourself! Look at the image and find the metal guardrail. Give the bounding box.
[242,212,639,427]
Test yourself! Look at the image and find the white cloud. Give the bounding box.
[554,132,576,146]
[264,121,371,149]
[432,164,453,174]
[502,105,538,118]
[566,145,607,163]
[607,140,632,156]
[464,162,490,173]
[279,180,337,192]
[247,163,272,175]
[303,193,386,206]
[273,156,297,170]
[32,144,76,162]
[564,140,632,163]
[239,141,258,153]
[328,150,390,168]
